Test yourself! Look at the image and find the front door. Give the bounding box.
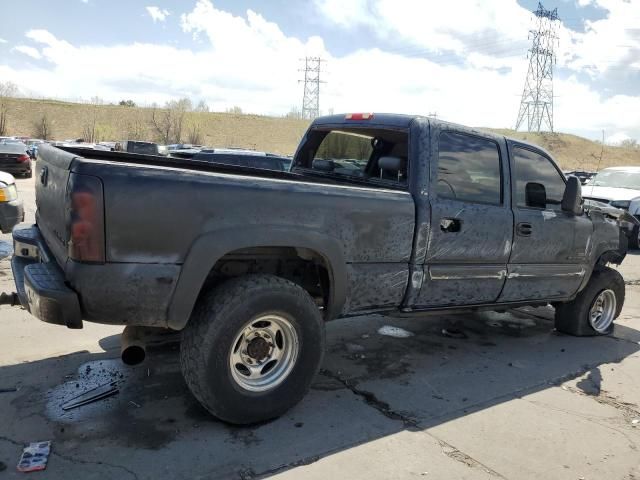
[498,144,592,302]
[415,129,513,307]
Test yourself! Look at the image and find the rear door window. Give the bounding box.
[436,131,502,205]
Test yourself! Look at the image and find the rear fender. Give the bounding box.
[167,227,347,330]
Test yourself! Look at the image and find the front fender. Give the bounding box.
[166,226,347,330]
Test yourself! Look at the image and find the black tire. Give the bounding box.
[555,266,625,336]
[629,224,640,250]
[24,170,32,179]
[180,274,325,424]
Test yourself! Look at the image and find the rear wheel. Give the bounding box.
[180,274,325,424]
[24,170,32,179]
[555,266,625,336]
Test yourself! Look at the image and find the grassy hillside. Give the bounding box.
[3,97,640,169]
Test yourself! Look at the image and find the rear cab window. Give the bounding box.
[294,127,409,188]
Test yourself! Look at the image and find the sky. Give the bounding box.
[0,0,639,143]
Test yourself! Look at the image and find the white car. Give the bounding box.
[583,166,640,248]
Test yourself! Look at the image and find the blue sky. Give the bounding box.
[0,0,639,143]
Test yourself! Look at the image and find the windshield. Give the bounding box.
[590,169,640,190]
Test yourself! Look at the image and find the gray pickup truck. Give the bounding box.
[11,113,627,424]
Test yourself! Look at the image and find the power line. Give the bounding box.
[299,57,325,120]
[515,2,560,133]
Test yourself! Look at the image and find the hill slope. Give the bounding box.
[3,97,639,169]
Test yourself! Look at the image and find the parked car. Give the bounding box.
[0,142,32,178]
[0,171,24,233]
[115,141,160,155]
[11,113,628,425]
[26,139,45,160]
[564,170,595,185]
[582,166,640,248]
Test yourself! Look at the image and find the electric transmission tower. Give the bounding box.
[299,57,325,120]
[515,2,559,133]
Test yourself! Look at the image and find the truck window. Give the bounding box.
[308,129,408,185]
[436,131,502,205]
[513,147,565,210]
[315,131,373,177]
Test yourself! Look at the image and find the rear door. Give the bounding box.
[498,144,592,302]
[415,128,512,307]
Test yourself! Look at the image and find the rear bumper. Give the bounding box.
[11,224,83,329]
[0,164,31,175]
[11,224,180,329]
[0,198,24,233]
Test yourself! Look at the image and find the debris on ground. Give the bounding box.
[377,326,414,338]
[61,381,119,411]
[0,292,20,306]
[0,387,18,393]
[441,327,468,339]
[16,441,51,473]
[632,419,639,426]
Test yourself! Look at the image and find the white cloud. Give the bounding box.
[0,0,638,142]
[0,38,7,44]
[13,45,42,60]
[146,6,170,23]
[557,1,639,75]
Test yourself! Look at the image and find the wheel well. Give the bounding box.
[596,249,625,269]
[198,247,331,317]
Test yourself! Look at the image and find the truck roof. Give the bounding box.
[312,113,556,160]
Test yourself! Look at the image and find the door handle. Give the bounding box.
[516,222,533,236]
[440,218,462,233]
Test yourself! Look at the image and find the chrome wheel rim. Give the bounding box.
[589,289,616,333]
[229,314,299,392]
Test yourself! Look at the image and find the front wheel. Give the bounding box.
[180,274,325,424]
[555,266,625,336]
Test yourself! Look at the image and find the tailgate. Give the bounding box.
[35,145,75,266]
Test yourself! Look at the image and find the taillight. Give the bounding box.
[66,173,105,263]
[17,154,30,163]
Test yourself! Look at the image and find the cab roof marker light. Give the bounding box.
[345,113,374,120]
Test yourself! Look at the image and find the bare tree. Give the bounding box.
[186,122,203,145]
[123,112,147,140]
[33,113,53,140]
[150,98,191,144]
[81,97,103,143]
[284,106,303,120]
[620,138,638,150]
[0,81,18,136]
[194,100,209,113]
[226,106,243,115]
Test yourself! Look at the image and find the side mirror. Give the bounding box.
[561,176,584,215]
[525,182,547,209]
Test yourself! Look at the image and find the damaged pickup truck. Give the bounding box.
[11,114,628,424]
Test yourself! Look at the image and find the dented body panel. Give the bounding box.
[12,114,627,330]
